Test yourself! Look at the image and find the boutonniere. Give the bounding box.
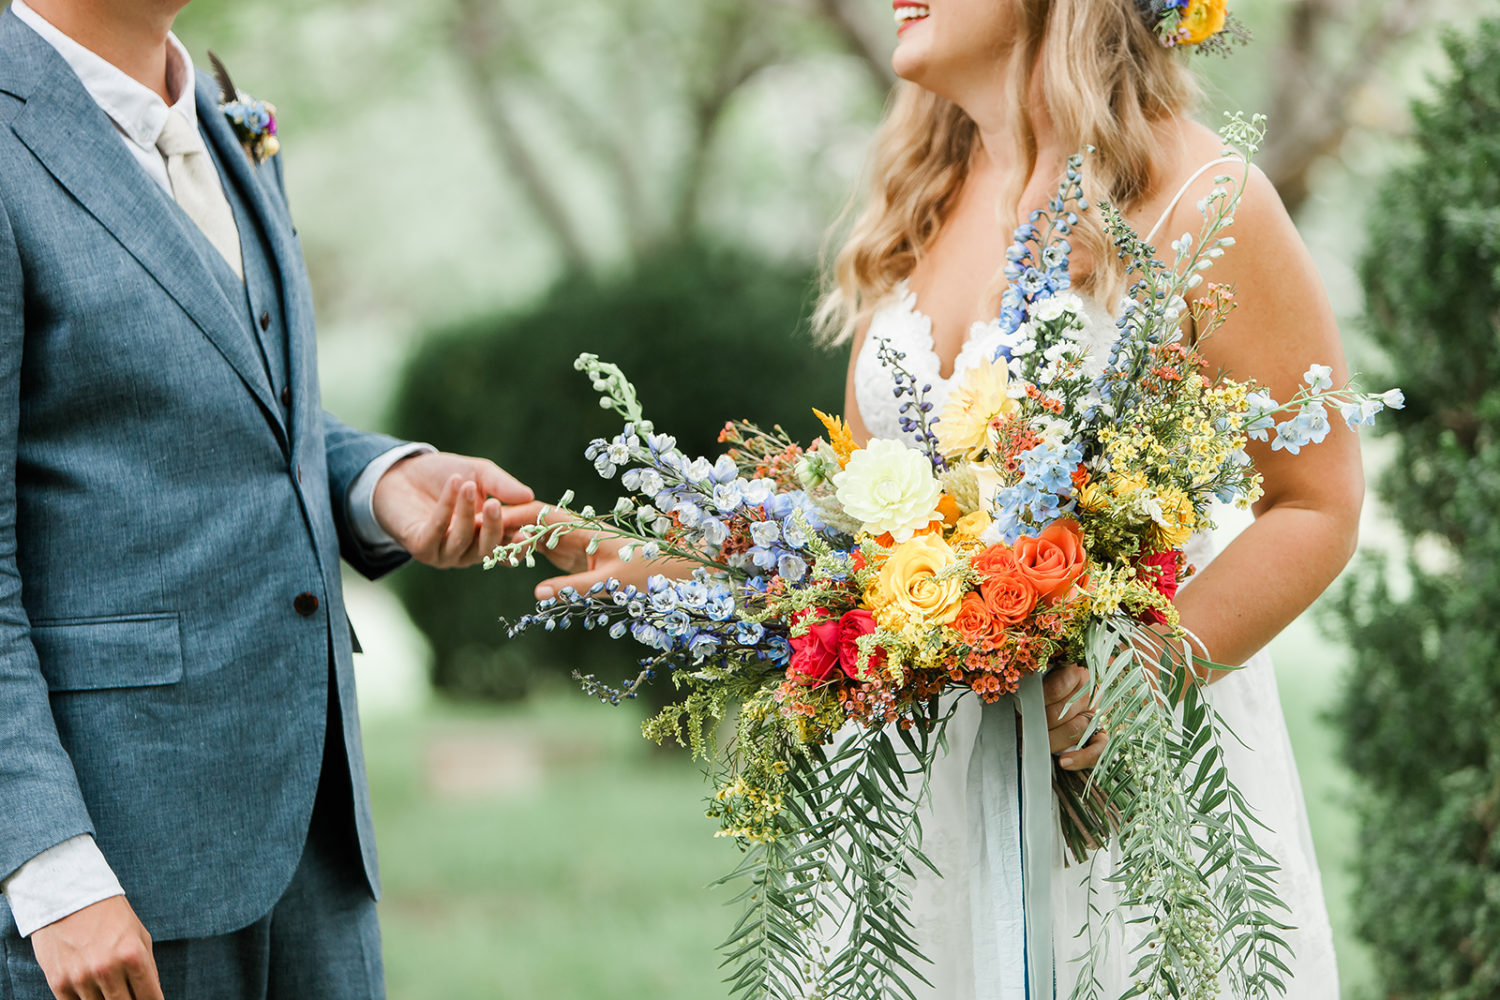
[208,51,280,165]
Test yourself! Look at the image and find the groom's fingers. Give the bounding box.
[439,481,479,564]
[474,498,504,562]
[408,474,463,560]
[126,962,166,1000]
[475,461,534,506]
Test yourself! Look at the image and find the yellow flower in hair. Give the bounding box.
[1179,0,1228,45]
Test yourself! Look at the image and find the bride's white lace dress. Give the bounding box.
[851,283,1342,999]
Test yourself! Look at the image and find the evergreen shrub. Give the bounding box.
[1333,22,1500,996]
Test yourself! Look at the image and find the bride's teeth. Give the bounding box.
[895,6,930,25]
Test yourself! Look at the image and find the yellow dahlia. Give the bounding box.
[935,357,1018,459]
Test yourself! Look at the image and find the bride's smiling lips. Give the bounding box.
[893,0,930,34]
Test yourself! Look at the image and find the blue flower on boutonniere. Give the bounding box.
[207,51,280,164]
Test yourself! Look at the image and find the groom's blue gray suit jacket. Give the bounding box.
[0,10,407,940]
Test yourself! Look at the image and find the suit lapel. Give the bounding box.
[196,74,313,452]
[0,16,286,449]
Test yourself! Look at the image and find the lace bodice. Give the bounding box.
[852,281,1121,449]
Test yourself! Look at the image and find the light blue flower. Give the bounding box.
[701,518,730,547]
[712,481,744,512]
[712,456,739,483]
[1303,364,1335,393]
[1244,390,1279,442]
[777,554,808,583]
[750,521,781,547]
[1333,397,1383,430]
[1271,402,1332,455]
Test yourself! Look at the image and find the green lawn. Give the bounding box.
[367,629,1374,999]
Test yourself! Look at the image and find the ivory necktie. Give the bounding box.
[156,110,243,280]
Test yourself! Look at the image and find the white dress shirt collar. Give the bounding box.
[10,0,198,152]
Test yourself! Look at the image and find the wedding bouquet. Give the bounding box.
[490,115,1399,1000]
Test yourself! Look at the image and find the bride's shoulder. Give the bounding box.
[1146,117,1291,249]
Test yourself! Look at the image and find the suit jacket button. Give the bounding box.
[260,311,272,332]
[280,386,292,408]
[294,593,320,617]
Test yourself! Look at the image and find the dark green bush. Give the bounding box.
[1333,22,1500,997]
[388,243,844,700]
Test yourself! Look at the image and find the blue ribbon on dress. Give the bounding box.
[966,673,1055,1000]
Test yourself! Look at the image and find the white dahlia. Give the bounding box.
[833,439,943,542]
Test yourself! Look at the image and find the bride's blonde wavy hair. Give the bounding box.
[816,0,1199,344]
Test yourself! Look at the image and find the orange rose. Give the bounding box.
[952,593,1001,650]
[1012,518,1088,604]
[972,543,1021,579]
[970,543,1039,626]
[980,575,1037,627]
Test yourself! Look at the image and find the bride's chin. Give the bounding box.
[891,47,930,86]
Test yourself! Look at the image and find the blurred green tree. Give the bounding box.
[1332,20,1500,997]
[387,242,844,700]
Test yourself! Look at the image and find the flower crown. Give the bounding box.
[1136,0,1251,55]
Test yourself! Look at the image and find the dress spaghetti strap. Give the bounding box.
[1144,156,1246,245]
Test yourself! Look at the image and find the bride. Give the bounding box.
[818,0,1353,995]
[532,0,1357,994]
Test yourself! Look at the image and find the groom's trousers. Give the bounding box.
[0,673,386,1000]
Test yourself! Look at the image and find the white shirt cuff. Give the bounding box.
[347,443,437,556]
[2,835,125,938]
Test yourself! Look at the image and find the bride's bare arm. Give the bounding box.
[1167,164,1365,671]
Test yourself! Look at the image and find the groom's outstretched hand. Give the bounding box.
[30,896,163,1000]
[373,452,534,568]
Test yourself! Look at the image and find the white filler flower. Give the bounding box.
[834,439,944,542]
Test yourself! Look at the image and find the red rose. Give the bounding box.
[837,609,885,679]
[1137,550,1181,626]
[1013,518,1089,604]
[1138,551,1180,600]
[789,610,841,684]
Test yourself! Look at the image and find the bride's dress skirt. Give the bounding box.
[906,534,1342,1000]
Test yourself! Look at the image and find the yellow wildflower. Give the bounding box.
[1152,486,1197,548]
[813,408,857,468]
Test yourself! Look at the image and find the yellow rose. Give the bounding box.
[935,357,1018,459]
[1179,0,1227,45]
[873,534,966,627]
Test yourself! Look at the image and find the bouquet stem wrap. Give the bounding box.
[969,674,1055,999]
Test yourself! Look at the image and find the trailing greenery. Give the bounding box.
[1331,21,1500,998]
[387,243,843,699]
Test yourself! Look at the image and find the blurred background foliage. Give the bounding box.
[387,243,840,701]
[90,0,1487,994]
[1333,19,1500,997]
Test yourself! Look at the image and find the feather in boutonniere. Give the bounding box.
[208,50,280,164]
